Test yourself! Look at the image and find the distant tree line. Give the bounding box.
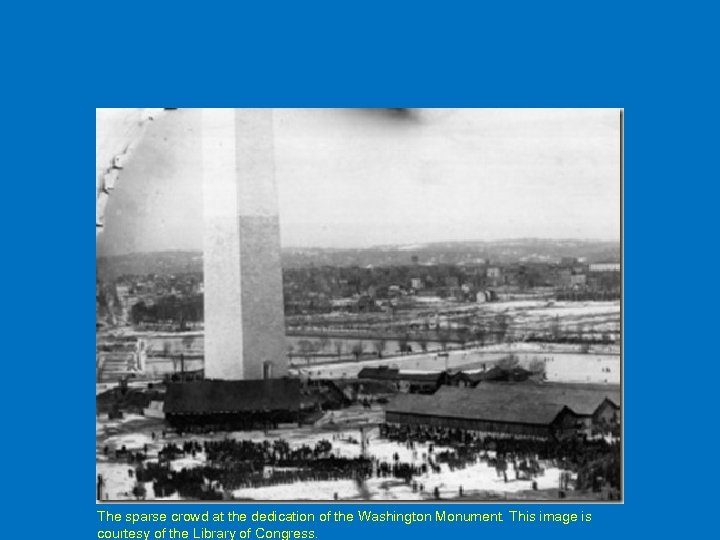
[130,295,203,326]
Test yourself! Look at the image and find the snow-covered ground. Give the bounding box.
[97,418,567,501]
[483,300,619,316]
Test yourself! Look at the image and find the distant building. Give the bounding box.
[358,366,399,381]
[357,366,399,392]
[589,263,621,272]
[396,372,444,394]
[570,274,587,287]
[476,366,533,382]
[115,283,131,300]
[558,268,572,287]
[410,277,424,290]
[331,298,356,310]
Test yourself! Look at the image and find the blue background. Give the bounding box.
[2,1,718,539]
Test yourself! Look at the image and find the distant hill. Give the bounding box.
[282,239,620,269]
[96,250,204,281]
[97,239,620,279]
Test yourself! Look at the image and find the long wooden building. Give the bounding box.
[385,382,620,439]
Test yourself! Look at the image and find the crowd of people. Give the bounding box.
[103,422,620,500]
[382,423,620,493]
[132,438,426,499]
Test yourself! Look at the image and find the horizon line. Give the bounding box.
[97,236,621,258]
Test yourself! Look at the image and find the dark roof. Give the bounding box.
[357,367,399,380]
[387,386,566,425]
[481,366,505,380]
[474,366,532,382]
[357,367,443,384]
[517,382,621,414]
[164,379,300,414]
[387,382,620,426]
[397,372,444,383]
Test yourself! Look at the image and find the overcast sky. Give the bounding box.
[96,108,621,256]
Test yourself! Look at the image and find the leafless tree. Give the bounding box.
[351,342,365,362]
[374,339,387,358]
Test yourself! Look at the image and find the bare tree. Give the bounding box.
[473,325,486,347]
[493,313,510,343]
[398,334,411,355]
[437,330,450,352]
[456,328,470,349]
[528,358,546,379]
[163,341,177,372]
[374,339,387,358]
[318,335,330,355]
[550,315,561,341]
[351,342,365,362]
[298,340,315,364]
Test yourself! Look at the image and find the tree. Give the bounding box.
[437,330,450,352]
[528,358,546,379]
[398,334,411,354]
[351,342,365,362]
[473,325,486,347]
[318,335,330,354]
[550,315,561,342]
[130,301,148,325]
[374,339,387,358]
[162,342,177,373]
[298,340,314,362]
[334,341,344,359]
[456,328,470,349]
[493,313,510,343]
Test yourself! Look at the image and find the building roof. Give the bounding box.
[516,381,621,414]
[397,372,444,383]
[357,367,443,384]
[164,379,300,414]
[387,386,567,426]
[357,367,399,380]
[386,382,620,426]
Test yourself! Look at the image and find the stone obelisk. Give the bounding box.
[202,109,287,380]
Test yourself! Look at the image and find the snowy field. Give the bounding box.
[97,415,567,501]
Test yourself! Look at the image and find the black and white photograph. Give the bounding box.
[96,108,622,502]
